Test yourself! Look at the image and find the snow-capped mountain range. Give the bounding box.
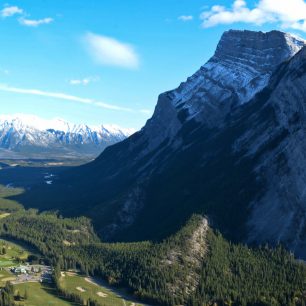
[0,114,134,159]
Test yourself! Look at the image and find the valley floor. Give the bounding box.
[0,237,144,306]
[0,160,305,305]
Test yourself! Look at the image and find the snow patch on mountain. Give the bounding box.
[0,114,135,158]
[140,30,306,160]
[168,30,305,121]
[0,114,134,135]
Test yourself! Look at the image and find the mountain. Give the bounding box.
[17,30,306,259]
[0,114,134,159]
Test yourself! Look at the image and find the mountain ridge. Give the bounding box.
[0,114,134,159]
[15,30,306,260]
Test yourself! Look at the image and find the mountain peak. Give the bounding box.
[214,30,305,73]
[166,30,305,118]
[141,30,306,156]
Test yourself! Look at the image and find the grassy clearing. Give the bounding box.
[0,237,39,255]
[0,212,11,219]
[0,260,15,267]
[0,185,24,198]
[0,243,28,268]
[0,185,24,212]
[0,238,37,261]
[14,282,75,306]
[0,239,27,285]
[0,269,15,285]
[0,239,74,305]
[60,273,143,306]
[0,238,39,285]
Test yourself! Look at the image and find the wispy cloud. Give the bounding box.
[201,0,306,32]
[178,15,193,22]
[83,32,140,69]
[69,79,89,86]
[0,84,149,114]
[139,109,153,115]
[0,4,53,27]
[0,68,9,75]
[19,17,53,27]
[69,76,100,86]
[1,6,23,18]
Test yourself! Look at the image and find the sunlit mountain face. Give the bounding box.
[0,114,134,159]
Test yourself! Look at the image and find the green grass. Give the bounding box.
[0,238,75,306]
[0,238,142,306]
[0,185,24,212]
[0,238,38,260]
[0,212,11,219]
[0,260,15,267]
[60,273,143,306]
[14,282,76,306]
[0,238,41,285]
[0,269,16,285]
[0,238,32,268]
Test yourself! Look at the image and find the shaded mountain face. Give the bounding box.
[0,115,133,159]
[18,30,306,259]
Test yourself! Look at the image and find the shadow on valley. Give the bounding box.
[0,165,71,189]
[7,89,274,245]
[2,63,296,246]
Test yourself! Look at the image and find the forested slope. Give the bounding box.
[0,211,305,305]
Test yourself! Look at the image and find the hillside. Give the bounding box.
[0,210,305,305]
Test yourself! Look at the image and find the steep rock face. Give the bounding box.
[141,30,305,154]
[233,47,306,259]
[171,30,304,113]
[88,30,305,236]
[18,30,306,259]
[0,115,133,159]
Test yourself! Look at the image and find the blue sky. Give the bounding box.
[1,0,306,130]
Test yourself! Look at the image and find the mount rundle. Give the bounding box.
[22,30,306,260]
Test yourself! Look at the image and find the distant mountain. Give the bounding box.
[18,30,306,260]
[0,114,134,159]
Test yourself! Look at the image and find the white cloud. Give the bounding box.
[69,76,99,86]
[19,17,53,27]
[0,84,149,114]
[200,0,306,32]
[0,5,54,27]
[70,79,89,86]
[0,84,131,111]
[178,15,193,22]
[1,6,23,18]
[84,32,140,69]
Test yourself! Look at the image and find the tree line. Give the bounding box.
[0,211,305,305]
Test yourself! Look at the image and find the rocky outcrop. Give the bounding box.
[162,217,208,297]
